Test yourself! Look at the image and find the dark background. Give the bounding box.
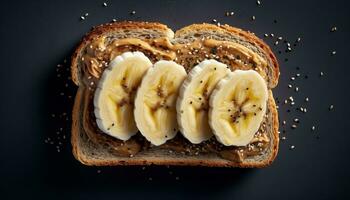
[0,0,349,199]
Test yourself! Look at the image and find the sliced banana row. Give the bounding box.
[94,52,268,146]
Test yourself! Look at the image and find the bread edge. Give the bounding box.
[175,23,280,88]
[70,21,174,86]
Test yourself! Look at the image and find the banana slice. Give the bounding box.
[94,51,152,140]
[134,61,187,145]
[209,70,268,146]
[176,59,231,144]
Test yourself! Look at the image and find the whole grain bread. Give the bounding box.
[71,21,280,167]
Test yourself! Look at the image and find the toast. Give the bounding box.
[71,21,280,167]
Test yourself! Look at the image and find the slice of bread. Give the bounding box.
[71,21,280,167]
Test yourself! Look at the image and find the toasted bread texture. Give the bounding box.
[70,21,280,167]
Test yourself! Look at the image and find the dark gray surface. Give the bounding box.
[0,0,349,199]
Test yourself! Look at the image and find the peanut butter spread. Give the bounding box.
[79,36,272,162]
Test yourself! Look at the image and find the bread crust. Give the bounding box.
[71,21,280,167]
[175,23,279,88]
[71,21,173,85]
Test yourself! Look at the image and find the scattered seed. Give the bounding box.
[320,71,324,76]
[84,13,89,17]
[331,26,337,32]
[80,16,85,20]
[281,136,286,140]
[274,41,279,45]
[103,2,108,7]
[282,120,286,125]
[212,19,217,23]
[288,84,292,88]
[295,87,299,92]
[311,126,315,131]
[294,118,299,123]
[331,51,336,55]
[264,33,268,37]
[296,73,300,77]
[329,104,334,110]
[256,0,261,5]
[305,97,309,102]
[290,145,295,150]
[251,16,256,20]
[291,77,295,81]
[278,36,283,40]
[130,10,136,15]
[291,124,297,129]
